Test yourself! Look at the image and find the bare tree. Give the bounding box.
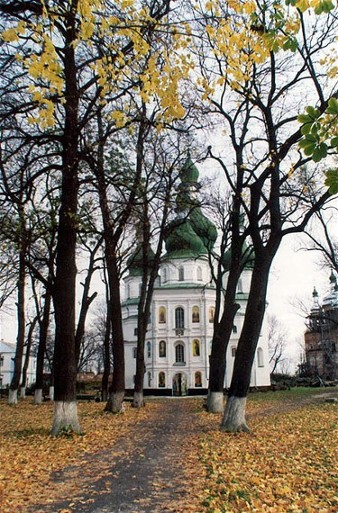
[267,314,289,375]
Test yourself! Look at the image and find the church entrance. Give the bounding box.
[172,373,187,396]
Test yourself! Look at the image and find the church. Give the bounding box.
[122,157,271,395]
[304,272,338,382]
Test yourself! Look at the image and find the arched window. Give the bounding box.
[158,372,166,387]
[192,306,200,323]
[179,266,184,281]
[163,268,167,283]
[146,341,151,359]
[192,339,200,357]
[197,266,202,281]
[159,306,166,324]
[175,307,184,329]
[159,340,166,358]
[257,348,264,367]
[175,343,185,363]
[209,306,215,323]
[195,371,202,387]
[127,284,131,299]
[148,372,152,387]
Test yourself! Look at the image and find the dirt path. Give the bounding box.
[30,399,206,513]
[28,390,338,513]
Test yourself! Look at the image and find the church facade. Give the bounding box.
[122,157,271,395]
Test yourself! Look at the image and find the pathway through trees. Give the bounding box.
[30,398,206,513]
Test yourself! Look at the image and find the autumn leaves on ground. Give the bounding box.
[1,388,337,513]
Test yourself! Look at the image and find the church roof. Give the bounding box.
[164,156,217,259]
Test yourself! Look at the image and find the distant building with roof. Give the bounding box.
[0,339,36,388]
[122,157,271,395]
[304,272,338,381]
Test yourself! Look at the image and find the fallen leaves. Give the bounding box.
[0,400,150,513]
[1,389,337,513]
[198,390,338,513]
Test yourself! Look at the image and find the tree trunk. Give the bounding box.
[104,258,125,413]
[34,388,43,404]
[34,290,51,405]
[221,255,274,431]
[9,249,25,405]
[21,317,37,397]
[75,239,100,367]
[51,11,81,434]
[207,391,225,413]
[221,396,249,432]
[101,271,111,402]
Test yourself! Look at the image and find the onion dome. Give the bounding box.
[322,271,338,309]
[222,240,255,272]
[179,155,199,184]
[165,218,206,258]
[127,242,155,276]
[310,287,320,314]
[190,208,218,251]
[164,155,217,258]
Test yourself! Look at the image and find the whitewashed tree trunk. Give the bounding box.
[51,401,82,435]
[49,386,54,401]
[34,388,43,405]
[206,391,224,413]
[8,389,18,405]
[105,391,125,413]
[133,391,144,408]
[20,386,26,399]
[220,396,249,432]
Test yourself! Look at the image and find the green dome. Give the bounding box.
[165,219,207,258]
[190,208,217,251]
[222,241,255,272]
[127,243,155,276]
[180,156,199,183]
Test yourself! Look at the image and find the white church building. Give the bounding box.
[122,157,271,395]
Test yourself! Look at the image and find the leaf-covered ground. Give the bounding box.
[0,388,337,513]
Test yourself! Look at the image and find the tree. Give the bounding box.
[0,0,190,432]
[131,134,186,408]
[267,314,289,375]
[189,0,338,430]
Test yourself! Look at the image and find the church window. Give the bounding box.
[193,339,200,357]
[159,340,166,358]
[163,268,167,283]
[209,306,215,323]
[147,341,151,359]
[158,372,166,387]
[127,284,131,298]
[257,348,264,367]
[148,372,152,387]
[197,266,202,281]
[175,307,184,329]
[192,306,200,323]
[179,266,184,281]
[175,343,185,363]
[159,306,166,324]
[231,347,236,357]
[195,371,202,387]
